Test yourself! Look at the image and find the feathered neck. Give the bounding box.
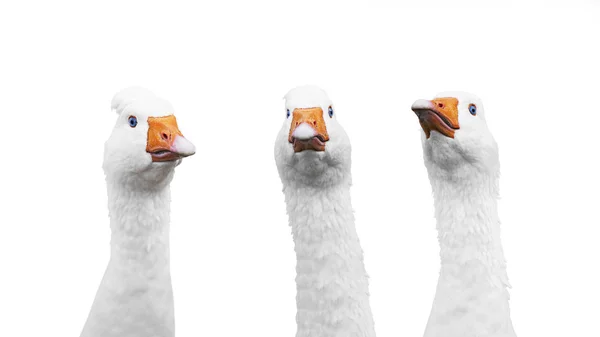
[423,161,516,337]
[282,179,376,337]
[106,181,172,270]
[427,164,502,261]
[80,180,175,337]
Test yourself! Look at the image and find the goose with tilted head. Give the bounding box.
[411,92,517,337]
[80,87,195,337]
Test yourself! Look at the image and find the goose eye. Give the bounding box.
[468,104,477,116]
[286,109,291,118]
[328,106,334,118]
[128,116,138,127]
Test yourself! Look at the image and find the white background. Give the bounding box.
[1,1,599,336]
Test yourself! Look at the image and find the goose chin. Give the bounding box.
[149,150,185,162]
[414,109,457,139]
[292,136,326,153]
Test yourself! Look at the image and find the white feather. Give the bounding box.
[284,84,333,111]
[275,86,376,337]
[419,92,516,337]
[80,88,187,337]
[111,86,174,118]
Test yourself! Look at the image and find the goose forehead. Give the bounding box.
[284,86,332,109]
[121,100,175,118]
[435,91,481,105]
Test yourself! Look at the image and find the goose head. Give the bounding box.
[274,85,351,187]
[411,91,498,173]
[103,87,195,188]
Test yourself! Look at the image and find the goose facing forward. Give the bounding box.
[274,85,376,337]
[411,92,517,337]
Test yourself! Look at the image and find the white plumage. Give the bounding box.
[283,85,333,111]
[111,86,174,117]
[80,87,194,337]
[412,92,517,337]
[275,85,376,337]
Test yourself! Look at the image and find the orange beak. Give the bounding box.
[411,97,460,139]
[146,115,196,162]
[288,107,330,153]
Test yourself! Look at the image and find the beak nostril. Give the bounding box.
[312,120,317,126]
[161,132,169,140]
[438,103,444,108]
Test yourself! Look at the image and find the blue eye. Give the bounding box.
[468,104,477,116]
[328,106,334,118]
[286,109,290,118]
[128,116,138,127]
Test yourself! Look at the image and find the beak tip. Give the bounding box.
[173,136,196,157]
[292,123,317,140]
[411,99,433,112]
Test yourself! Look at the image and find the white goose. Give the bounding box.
[411,92,517,337]
[80,87,195,337]
[274,85,376,337]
